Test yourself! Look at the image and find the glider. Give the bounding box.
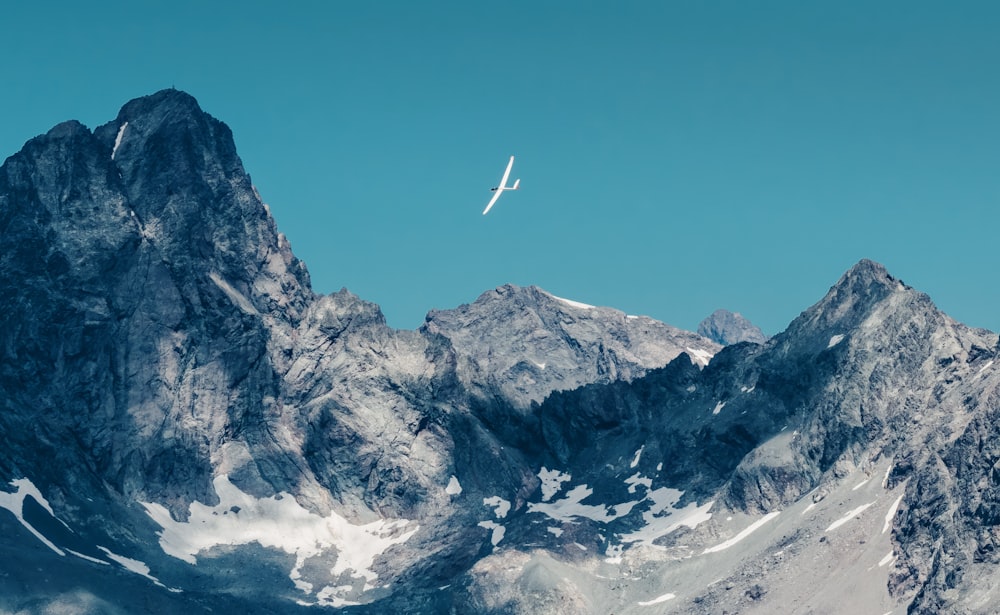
[482,156,520,215]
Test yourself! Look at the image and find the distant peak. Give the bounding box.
[698,309,768,346]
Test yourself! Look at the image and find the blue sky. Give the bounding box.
[3,2,999,334]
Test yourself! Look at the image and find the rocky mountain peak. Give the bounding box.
[833,257,902,297]
[440,283,590,316]
[95,88,241,199]
[698,309,768,346]
[96,88,239,176]
[774,259,912,352]
[115,87,202,120]
[96,90,312,318]
[422,283,719,408]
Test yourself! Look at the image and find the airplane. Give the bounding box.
[482,156,520,215]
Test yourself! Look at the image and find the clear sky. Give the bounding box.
[3,2,999,335]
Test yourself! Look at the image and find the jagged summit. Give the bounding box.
[113,88,202,119]
[95,89,243,193]
[773,259,916,351]
[833,258,905,295]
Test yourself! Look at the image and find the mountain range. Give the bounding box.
[1,89,998,614]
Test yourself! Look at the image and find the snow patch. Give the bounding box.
[978,359,994,374]
[483,496,511,519]
[547,526,564,538]
[478,521,505,546]
[619,487,713,549]
[882,464,894,488]
[852,478,870,491]
[0,478,65,555]
[883,494,904,534]
[656,462,663,472]
[712,401,726,415]
[630,446,644,469]
[624,472,653,494]
[528,484,637,523]
[98,546,175,590]
[446,476,463,496]
[604,544,624,564]
[529,474,713,554]
[315,585,359,608]
[545,292,596,310]
[703,512,780,554]
[67,549,110,565]
[538,467,572,502]
[111,122,128,159]
[825,502,876,532]
[638,593,676,606]
[142,474,418,605]
[878,551,896,567]
[574,542,587,551]
[828,334,845,348]
[686,347,714,367]
[209,272,259,316]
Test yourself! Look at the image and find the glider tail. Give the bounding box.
[511,178,520,190]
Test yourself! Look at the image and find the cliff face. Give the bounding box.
[2,91,999,614]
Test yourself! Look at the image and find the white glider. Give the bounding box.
[482,156,520,215]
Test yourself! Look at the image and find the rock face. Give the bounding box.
[2,91,1000,614]
[698,308,768,345]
